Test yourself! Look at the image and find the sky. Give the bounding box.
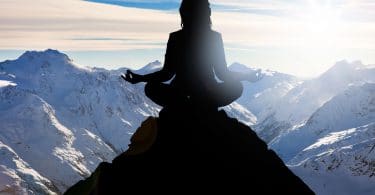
[0,0,375,77]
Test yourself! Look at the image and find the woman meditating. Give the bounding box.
[122,0,262,108]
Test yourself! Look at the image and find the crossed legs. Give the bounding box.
[145,80,243,108]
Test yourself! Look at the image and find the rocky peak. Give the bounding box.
[65,102,314,194]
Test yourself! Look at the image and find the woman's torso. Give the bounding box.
[170,29,220,94]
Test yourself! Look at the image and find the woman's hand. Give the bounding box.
[121,70,143,84]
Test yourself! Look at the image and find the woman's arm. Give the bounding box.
[141,67,174,83]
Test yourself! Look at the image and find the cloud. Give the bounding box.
[0,0,179,50]
[1,0,374,52]
[0,0,374,77]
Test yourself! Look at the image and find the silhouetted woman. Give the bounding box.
[123,0,261,108]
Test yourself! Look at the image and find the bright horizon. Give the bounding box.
[1,0,375,77]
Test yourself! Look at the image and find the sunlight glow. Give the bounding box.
[297,1,344,48]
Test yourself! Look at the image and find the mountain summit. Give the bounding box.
[64,103,314,194]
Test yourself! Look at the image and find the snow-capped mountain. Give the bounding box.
[0,49,256,194]
[0,49,160,194]
[270,83,375,161]
[0,49,374,194]
[269,83,375,195]
[230,61,375,195]
[255,60,375,142]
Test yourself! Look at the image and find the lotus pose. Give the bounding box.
[122,0,262,108]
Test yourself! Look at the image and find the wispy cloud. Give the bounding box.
[0,0,179,50]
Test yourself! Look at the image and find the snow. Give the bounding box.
[223,102,257,126]
[229,62,300,117]
[0,80,16,88]
[280,60,370,125]
[288,123,375,195]
[0,141,58,194]
[267,82,375,195]
[237,61,375,195]
[255,60,375,143]
[134,60,162,74]
[0,49,160,193]
[304,128,357,151]
[270,83,375,161]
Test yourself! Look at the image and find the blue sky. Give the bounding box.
[85,0,181,10]
[1,0,375,77]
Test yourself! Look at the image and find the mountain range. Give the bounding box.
[0,49,374,194]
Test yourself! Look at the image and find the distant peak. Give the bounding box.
[332,60,364,70]
[45,49,61,54]
[321,60,365,78]
[137,60,162,73]
[150,60,161,65]
[19,49,71,62]
[231,62,245,66]
[230,62,249,69]
[229,62,257,72]
[144,60,162,68]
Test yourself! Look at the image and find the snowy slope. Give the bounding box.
[270,83,375,161]
[267,83,375,195]
[228,63,301,138]
[223,102,257,126]
[0,49,160,193]
[0,140,58,195]
[232,61,375,195]
[229,63,300,117]
[0,86,119,193]
[255,60,375,142]
[289,123,375,195]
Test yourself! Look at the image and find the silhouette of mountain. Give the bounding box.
[64,103,314,194]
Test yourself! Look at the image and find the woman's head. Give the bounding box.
[179,0,212,29]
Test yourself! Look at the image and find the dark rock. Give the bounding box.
[64,103,314,194]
